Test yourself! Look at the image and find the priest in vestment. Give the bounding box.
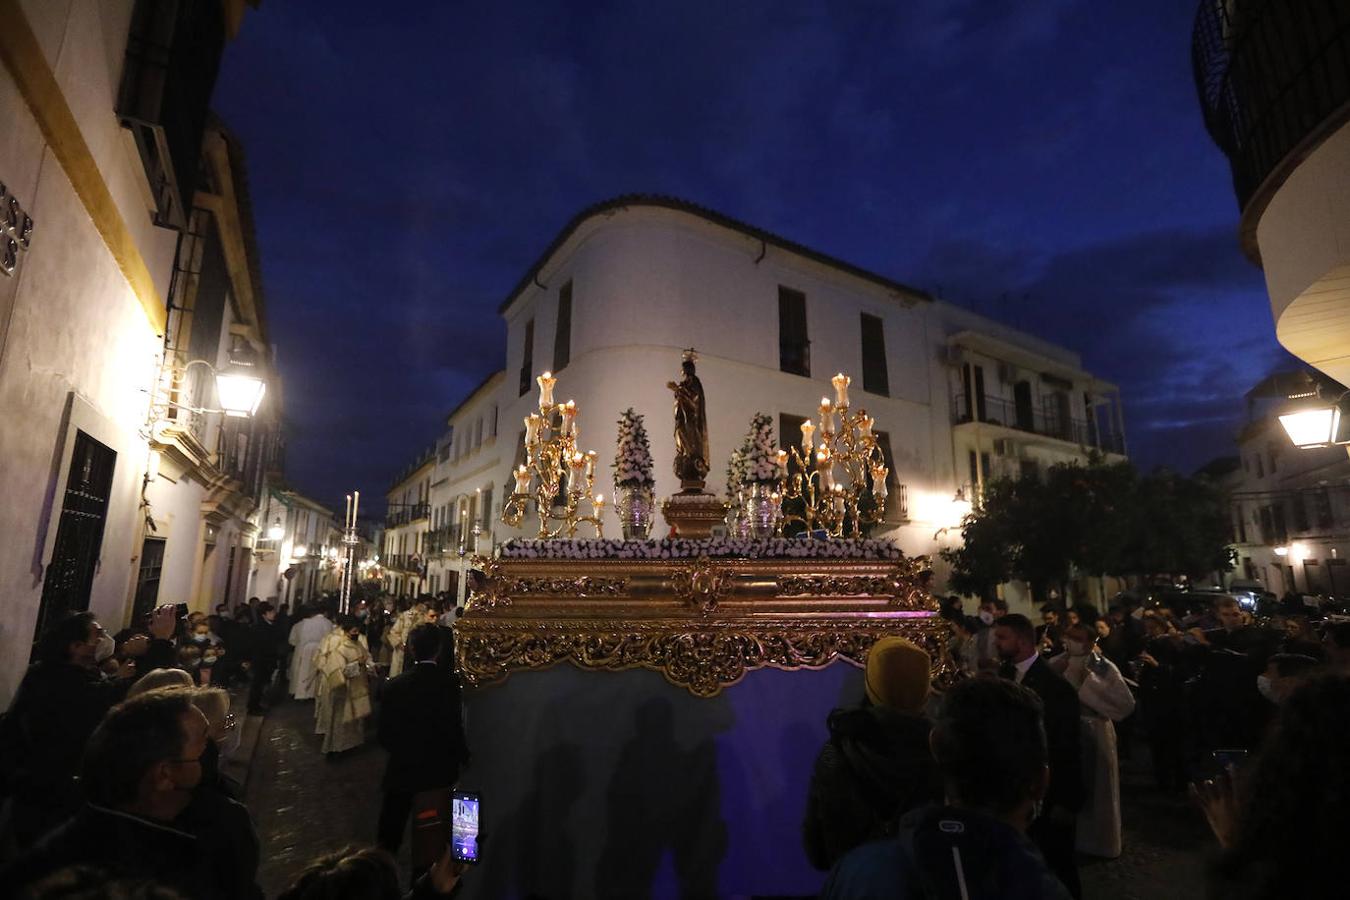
[314,616,373,755]
[288,605,333,700]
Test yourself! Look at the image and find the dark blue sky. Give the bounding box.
[213,0,1291,506]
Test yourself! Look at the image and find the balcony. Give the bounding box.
[952,394,1126,456]
[385,502,430,528]
[1192,0,1350,215]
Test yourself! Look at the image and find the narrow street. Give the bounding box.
[245,698,400,897]
[247,696,1214,899]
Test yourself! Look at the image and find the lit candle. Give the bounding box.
[513,465,532,495]
[524,413,542,444]
[592,493,606,515]
[560,400,578,436]
[817,449,834,490]
[585,450,598,481]
[832,373,851,408]
[800,419,815,453]
[819,397,835,435]
[568,451,587,482]
[859,414,874,438]
[536,371,557,411]
[776,449,788,479]
[871,463,889,499]
[832,483,846,514]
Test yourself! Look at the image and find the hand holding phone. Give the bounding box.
[451,790,480,865]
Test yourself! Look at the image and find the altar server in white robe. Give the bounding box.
[288,605,333,700]
[1050,622,1136,858]
[385,600,426,678]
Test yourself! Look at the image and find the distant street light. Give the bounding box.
[267,518,285,541]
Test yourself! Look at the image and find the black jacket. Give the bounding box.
[1017,656,1085,814]
[1,804,222,898]
[802,705,941,871]
[378,661,468,793]
[250,618,287,668]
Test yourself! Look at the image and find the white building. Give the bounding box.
[394,196,1126,611]
[1193,2,1350,391]
[382,451,434,598]
[1227,372,1350,597]
[0,1,269,705]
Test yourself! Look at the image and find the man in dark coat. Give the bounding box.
[1,690,231,898]
[247,601,286,714]
[0,607,177,848]
[376,623,469,854]
[803,637,941,870]
[995,613,1085,899]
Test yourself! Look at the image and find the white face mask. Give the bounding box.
[1065,640,1090,657]
[1257,675,1276,703]
[978,610,995,625]
[94,633,116,664]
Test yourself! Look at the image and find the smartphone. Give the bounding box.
[1211,749,1249,771]
[450,790,480,864]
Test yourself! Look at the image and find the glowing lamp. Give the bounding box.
[267,518,285,541]
[215,367,266,417]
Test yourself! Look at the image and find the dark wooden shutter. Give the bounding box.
[860,314,889,396]
[519,319,535,396]
[778,287,810,376]
[553,281,573,372]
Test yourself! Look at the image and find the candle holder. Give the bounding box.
[501,377,605,539]
[779,373,889,538]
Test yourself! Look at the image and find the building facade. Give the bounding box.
[1193,1,1350,388]
[382,451,434,598]
[1227,372,1350,596]
[391,197,1126,611]
[0,1,270,704]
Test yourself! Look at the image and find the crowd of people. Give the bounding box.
[2,582,1347,899]
[804,589,1350,898]
[0,592,470,899]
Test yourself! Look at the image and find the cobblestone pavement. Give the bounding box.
[245,698,401,897]
[248,700,1213,899]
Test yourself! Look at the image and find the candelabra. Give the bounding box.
[779,373,889,538]
[339,491,360,614]
[501,372,606,539]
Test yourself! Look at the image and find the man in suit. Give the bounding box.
[995,613,1085,899]
[376,623,469,854]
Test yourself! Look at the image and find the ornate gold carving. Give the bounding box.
[670,556,732,616]
[456,552,947,697]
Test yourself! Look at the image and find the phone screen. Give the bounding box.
[451,791,480,864]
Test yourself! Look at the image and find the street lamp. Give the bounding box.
[1277,374,1350,449]
[267,517,285,541]
[214,361,267,417]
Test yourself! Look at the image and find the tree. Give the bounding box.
[942,457,1232,602]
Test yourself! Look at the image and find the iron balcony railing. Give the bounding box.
[952,394,1126,455]
[1192,0,1350,212]
[385,502,431,528]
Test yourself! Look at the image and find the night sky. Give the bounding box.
[212,0,1294,508]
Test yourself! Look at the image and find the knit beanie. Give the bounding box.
[864,636,931,713]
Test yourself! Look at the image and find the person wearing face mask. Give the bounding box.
[314,616,374,757]
[0,609,176,848]
[972,597,1009,672]
[1049,623,1135,859]
[1,691,224,897]
[174,687,263,899]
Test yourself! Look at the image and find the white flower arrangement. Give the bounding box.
[741,412,779,486]
[724,445,748,502]
[613,408,655,490]
[498,536,903,561]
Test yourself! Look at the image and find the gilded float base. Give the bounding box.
[458,554,947,697]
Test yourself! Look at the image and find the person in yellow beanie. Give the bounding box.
[802,637,941,871]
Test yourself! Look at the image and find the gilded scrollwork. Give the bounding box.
[457,551,948,697]
[670,556,733,616]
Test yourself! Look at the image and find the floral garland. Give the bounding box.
[741,412,779,485]
[498,536,903,560]
[612,407,655,490]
